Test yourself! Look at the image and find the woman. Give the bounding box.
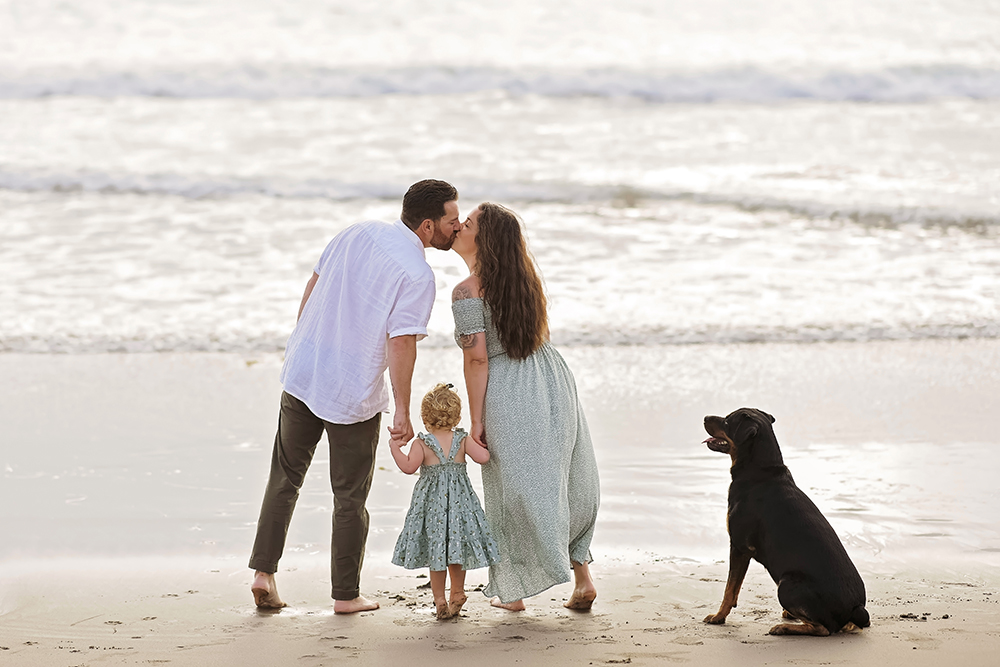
[451,202,600,611]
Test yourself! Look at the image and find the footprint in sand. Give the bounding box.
[672,636,704,646]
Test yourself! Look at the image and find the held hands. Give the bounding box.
[388,412,413,448]
[463,421,491,465]
[470,421,487,449]
[388,424,422,475]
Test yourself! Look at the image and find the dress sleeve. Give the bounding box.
[452,298,486,338]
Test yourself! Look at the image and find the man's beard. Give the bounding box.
[429,227,457,251]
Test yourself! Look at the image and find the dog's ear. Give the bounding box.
[734,418,759,442]
[744,408,774,424]
[748,410,783,468]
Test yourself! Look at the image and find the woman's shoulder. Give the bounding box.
[451,275,482,302]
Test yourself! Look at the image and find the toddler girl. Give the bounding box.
[390,383,499,619]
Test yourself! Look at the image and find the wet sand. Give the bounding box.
[2,556,998,666]
[2,340,999,664]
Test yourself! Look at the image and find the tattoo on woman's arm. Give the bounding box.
[458,333,478,349]
[452,284,473,302]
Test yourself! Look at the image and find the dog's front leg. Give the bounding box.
[703,548,752,624]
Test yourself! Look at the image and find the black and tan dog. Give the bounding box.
[702,408,870,636]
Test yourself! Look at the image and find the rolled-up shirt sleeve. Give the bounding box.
[387,276,436,339]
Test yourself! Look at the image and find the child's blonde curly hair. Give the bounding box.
[420,383,462,430]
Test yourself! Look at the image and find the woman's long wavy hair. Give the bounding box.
[474,203,548,360]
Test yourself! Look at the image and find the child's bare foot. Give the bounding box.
[435,600,454,620]
[333,595,380,614]
[251,571,287,609]
[564,584,597,610]
[490,597,525,611]
[448,593,468,617]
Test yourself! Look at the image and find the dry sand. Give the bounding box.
[2,340,999,664]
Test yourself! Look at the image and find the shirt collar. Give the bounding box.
[393,219,426,258]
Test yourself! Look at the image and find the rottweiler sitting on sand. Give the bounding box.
[702,408,870,636]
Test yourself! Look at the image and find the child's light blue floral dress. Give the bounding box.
[392,429,500,571]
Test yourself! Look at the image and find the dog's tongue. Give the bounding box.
[703,436,729,452]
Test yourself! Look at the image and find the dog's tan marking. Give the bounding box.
[703,549,752,625]
[768,620,831,636]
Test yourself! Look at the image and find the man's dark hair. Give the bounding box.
[401,179,458,230]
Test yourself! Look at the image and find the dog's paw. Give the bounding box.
[703,613,727,625]
[768,622,830,637]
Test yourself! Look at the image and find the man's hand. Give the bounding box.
[388,412,413,448]
[386,334,417,448]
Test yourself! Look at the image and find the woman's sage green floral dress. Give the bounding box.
[453,297,600,603]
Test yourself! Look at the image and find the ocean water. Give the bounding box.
[1,0,999,353]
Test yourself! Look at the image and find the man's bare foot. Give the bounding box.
[333,595,380,614]
[490,597,525,611]
[564,584,597,610]
[251,571,287,609]
[435,601,454,620]
[448,593,468,617]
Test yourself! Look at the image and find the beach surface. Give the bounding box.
[2,557,998,667]
[2,340,999,664]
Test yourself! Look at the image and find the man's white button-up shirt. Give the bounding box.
[279,219,436,424]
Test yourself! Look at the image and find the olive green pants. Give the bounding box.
[249,391,381,600]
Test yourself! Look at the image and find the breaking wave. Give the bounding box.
[2,168,997,230]
[3,65,1000,102]
[4,322,999,355]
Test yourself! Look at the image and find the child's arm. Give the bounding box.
[390,436,425,475]
[463,435,490,465]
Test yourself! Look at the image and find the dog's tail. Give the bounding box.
[850,605,871,628]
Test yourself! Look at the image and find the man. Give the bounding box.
[248,179,461,613]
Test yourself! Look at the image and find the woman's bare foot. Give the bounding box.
[564,585,597,610]
[333,595,380,614]
[490,597,526,611]
[564,561,597,610]
[448,593,468,617]
[435,600,454,620]
[251,571,288,609]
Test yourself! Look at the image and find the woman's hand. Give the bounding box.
[471,421,487,449]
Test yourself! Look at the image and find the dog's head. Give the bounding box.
[703,408,784,470]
